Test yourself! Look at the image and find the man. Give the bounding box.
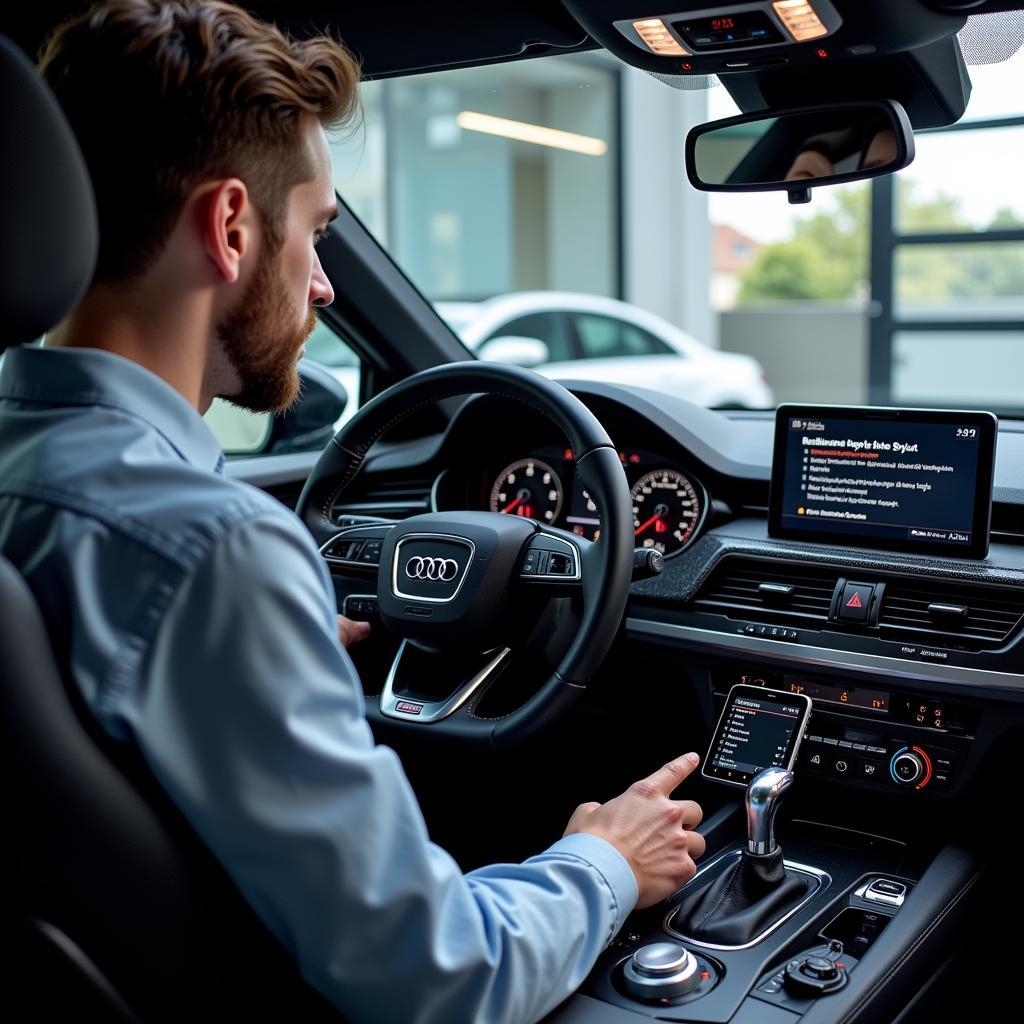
[0,2,705,1021]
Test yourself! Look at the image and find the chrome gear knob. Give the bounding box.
[746,767,794,856]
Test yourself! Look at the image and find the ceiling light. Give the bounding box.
[633,18,689,56]
[773,1,828,42]
[455,112,607,156]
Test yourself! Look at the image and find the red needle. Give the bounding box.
[635,513,661,535]
[502,497,523,514]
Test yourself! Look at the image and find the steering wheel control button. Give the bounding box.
[344,596,378,621]
[621,942,703,1001]
[520,534,582,582]
[837,582,874,623]
[358,540,383,565]
[327,538,363,561]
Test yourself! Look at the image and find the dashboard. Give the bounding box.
[328,379,1024,808]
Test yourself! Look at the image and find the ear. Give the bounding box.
[200,178,251,284]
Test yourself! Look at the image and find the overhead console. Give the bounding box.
[561,0,974,127]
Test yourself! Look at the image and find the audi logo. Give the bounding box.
[405,556,460,582]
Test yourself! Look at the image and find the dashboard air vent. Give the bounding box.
[693,557,840,623]
[332,477,433,522]
[879,581,1024,649]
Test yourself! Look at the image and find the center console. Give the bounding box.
[545,781,986,1024]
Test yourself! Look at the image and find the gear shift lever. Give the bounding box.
[746,767,794,856]
[672,766,808,946]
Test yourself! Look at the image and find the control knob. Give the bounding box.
[621,942,701,1000]
[889,747,932,788]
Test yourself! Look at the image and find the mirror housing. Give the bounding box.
[686,99,915,204]
[477,335,551,368]
[265,359,348,455]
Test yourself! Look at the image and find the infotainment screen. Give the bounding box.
[769,405,997,558]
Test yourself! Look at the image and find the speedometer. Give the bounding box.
[490,459,563,524]
[631,469,704,555]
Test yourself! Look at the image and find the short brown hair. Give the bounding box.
[39,0,360,282]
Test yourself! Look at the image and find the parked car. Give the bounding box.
[436,291,774,409]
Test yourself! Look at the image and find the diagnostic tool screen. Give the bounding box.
[769,405,996,558]
[704,685,811,789]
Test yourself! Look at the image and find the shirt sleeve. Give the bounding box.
[123,511,638,1024]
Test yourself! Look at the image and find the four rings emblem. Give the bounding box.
[405,556,460,582]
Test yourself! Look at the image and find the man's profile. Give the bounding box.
[0,2,705,1021]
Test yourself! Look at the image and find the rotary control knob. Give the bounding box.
[621,942,701,1000]
[889,747,933,788]
[802,956,838,980]
[783,948,849,997]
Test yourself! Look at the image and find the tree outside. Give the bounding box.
[734,182,1024,309]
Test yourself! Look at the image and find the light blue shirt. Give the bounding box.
[0,345,637,1023]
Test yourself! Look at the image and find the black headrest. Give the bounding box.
[0,35,97,349]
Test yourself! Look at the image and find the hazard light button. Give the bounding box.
[838,583,873,623]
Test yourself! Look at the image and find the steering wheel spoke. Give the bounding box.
[379,639,511,723]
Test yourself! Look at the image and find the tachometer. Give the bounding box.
[490,459,563,524]
[631,469,703,555]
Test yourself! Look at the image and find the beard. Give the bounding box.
[216,246,318,414]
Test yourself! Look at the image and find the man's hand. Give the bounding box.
[563,752,706,910]
[337,614,371,649]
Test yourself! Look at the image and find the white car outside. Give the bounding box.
[436,291,774,409]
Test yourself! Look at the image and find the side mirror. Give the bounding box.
[477,335,551,368]
[685,99,915,204]
[265,359,348,455]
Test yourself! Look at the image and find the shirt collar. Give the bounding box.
[0,345,226,474]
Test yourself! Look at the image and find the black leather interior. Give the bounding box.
[672,848,810,946]
[0,554,346,1022]
[0,35,97,348]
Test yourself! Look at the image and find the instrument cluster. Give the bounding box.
[436,443,710,558]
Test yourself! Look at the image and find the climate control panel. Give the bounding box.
[800,732,958,791]
[711,664,976,794]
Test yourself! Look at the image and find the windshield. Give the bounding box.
[330,45,1024,417]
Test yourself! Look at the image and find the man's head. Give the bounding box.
[39,0,360,411]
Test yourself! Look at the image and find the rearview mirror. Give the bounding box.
[477,335,551,368]
[685,99,914,204]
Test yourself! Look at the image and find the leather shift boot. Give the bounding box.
[673,849,809,946]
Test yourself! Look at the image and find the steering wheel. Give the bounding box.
[296,362,634,749]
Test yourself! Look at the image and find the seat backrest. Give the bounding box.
[0,34,339,1023]
[0,555,340,1021]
